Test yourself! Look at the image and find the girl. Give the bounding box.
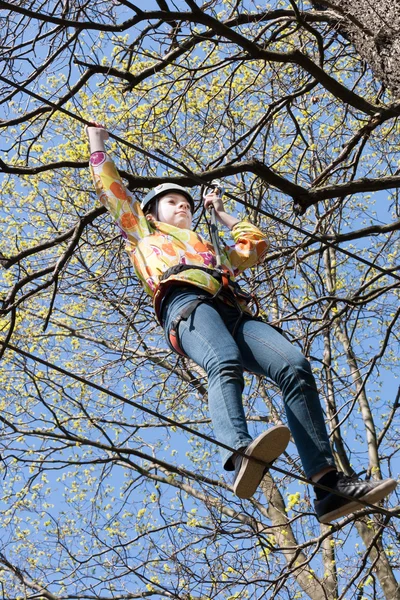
[87,125,396,523]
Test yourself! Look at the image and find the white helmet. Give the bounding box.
[141,183,195,213]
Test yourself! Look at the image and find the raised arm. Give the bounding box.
[203,189,269,273]
[203,189,240,230]
[86,125,152,245]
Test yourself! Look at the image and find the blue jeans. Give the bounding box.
[161,286,335,478]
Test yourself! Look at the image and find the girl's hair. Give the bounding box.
[143,200,154,215]
[144,198,158,219]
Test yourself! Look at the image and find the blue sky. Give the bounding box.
[0,2,399,596]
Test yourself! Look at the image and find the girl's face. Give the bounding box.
[156,193,193,229]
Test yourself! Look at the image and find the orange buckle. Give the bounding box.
[220,267,230,288]
[169,328,186,357]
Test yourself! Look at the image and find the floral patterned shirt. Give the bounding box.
[89,152,269,320]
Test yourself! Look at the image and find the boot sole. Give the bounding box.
[317,478,397,523]
[233,425,290,499]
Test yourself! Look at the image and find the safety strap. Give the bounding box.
[162,181,259,355]
[159,263,252,302]
[168,298,206,357]
[209,204,223,268]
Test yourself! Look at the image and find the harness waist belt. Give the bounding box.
[159,264,250,300]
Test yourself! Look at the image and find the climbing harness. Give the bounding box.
[157,264,259,357]
[154,180,261,357]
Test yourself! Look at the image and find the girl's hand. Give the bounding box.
[203,185,240,230]
[203,190,224,214]
[86,123,109,153]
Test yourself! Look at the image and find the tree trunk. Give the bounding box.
[312,0,400,98]
[355,520,400,600]
[261,474,329,600]
[322,247,353,475]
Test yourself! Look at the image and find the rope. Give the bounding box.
[206,180,225,268]
[0,73,400,283]
[209,207,222,267]
[1,339,397,521]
